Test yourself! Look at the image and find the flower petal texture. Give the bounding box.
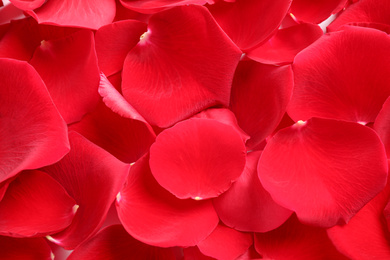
[257,117,388,227]
[374,96,390,158]
[150,118,246,200]
[9,0,45,11]
[120,0,211,14]
[122,5,242,127]
[0,236,52,259]
[290,0,347,24]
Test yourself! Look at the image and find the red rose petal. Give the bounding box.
[183,247,215,260]
[213,151,292,233]
[197,224,252,260]
[122,5,241,127]
[150,118,246,200]
[9,0,45,10]
[120,0,211,14]
[374,97,390,158]
[29,0,116,29]
[288,26,390,123]
[230,61,293,150]
[0,236,52,259]
[208,0,292,51]
[247,23,323,65]
[290,0,347,24]
[42,132,129,249]
[258,117,388,227]
[0,170,76,237]
[30,29,100,124]
[68,225,176,260]
[0,58,69,183]
[116,154,219,247]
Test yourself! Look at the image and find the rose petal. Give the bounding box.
[288,26,390,123]
[116,154,219,247]
[0,170,76,237]
[258,117,388,227]
[122,5,241,127]
[374,96,390,158]
[290,0,347,24]
[42,132,130,249]
[30,29,100,124]
[9,0,45,10]
[183,247,215,260]
[0,236,52,259]
[120,0,211,14]
[0,58,69,183]
[150,118,246,200]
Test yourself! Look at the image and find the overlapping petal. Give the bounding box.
[0,236,52,259]
[9,0,45,11]
[290,0,347,24]
[122,5,241,127]
[374,97,390,158]
[120,0,211,14]
[258,117,388,227]
[116,154,219,247]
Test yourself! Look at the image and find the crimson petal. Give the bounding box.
[9,0,45,10]
[116,154,219,247]
[42,132,129,249]
[150,118,246,200]
[288,26,390,123]
[0,236,52,259]
[120,0,211,14]
[290,0,347,24]
[0,58,69,183]
[374,97,390,158]
[122,5,241,127]
[0,170,76,237]
[258,117,388,227]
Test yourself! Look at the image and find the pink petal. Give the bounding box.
[122,5,241,127]
[0,170,76,237]
[0,236,52,259]
[290,0,347,24]
[116,154,219,247]
[247,23,323,65]
[30,30,100,124]
[208,0,292,51]
[42,132,130,249]
[150,118,246,200]
[68,225,176,260]
[120,0,211,14]
[29,0,116,29]
[374,96,390,158]
[0,58,69,183]
[197,224,252,260]
[257,117,388,227]
[9,0,45,10]
[95,20,147,77]
[213,151,293,232]
[288,26,390,123]
[230,61,293,150]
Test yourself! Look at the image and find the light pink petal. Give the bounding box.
[116,154,219,247]
[0,58,69,183]
[230,61,293,150]
[213,151,293,232]
[150,118,246,200]
[288,26,390,123]
[258,117,388,227]
[122,5,241,127]
[42,132,130,249]
[0,236,52,259]
[120,0,211,14]
[197,224,252,260]
[9,0,45,10]
[0,170,76,237]
[30,30,100,124]
[290,0,347,24]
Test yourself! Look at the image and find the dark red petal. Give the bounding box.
[95,20,147,77]
[150,118,246,200]
[42,132,129,249]
[290,0,347,24]
[0,170,76,237]
[230,61,293,150]
[68,225,176,260]
[116,154,219,247]
[183,247,215,260]
[197,224,252,260]
[0,58,69,183]
[288,26,390,123]
[0,236,52,260]
[374,97,390,158]
[30,30,100,124]
[122,5,241,127]
[120,0,211,14]
[9,0,45,10]
[208,0,292,51]
[247,23,323,65]
[258,118,388,227]
[29,0,116,29]
[254,214,349,259]
[213,151,292,232]
[328,0,390,31]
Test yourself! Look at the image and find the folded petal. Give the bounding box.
[290,0,347,24]
[288,26,390,123]
[150,118,246,200]
[42,132,130,249]
[0,170,76,237]
[258,117,388,227]
[116,154,219,247]
[0,236,52,260]
[9,0,45,11]
[374,97,390,158]
[120,0,211,14]
[122,5,241,127]
[0,58,69,183]
[30,29,100,124]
